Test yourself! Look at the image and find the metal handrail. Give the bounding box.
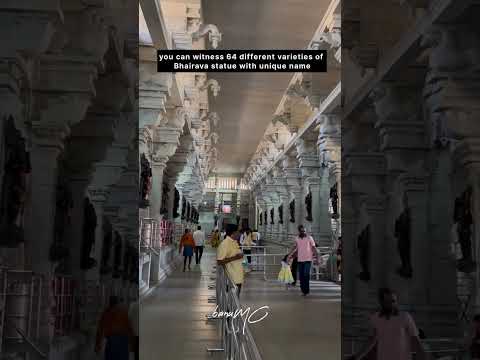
[343,337,468,359]
[238,246,339,282]
[15,327,47,358]
[207,265,263,360]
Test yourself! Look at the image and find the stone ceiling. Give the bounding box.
[202,0,330,174]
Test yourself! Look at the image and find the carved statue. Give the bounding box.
[289,199,295,223]
[357,225,371,281]
[81,197,97,270]
[186,203,191,221]
[173,189,180,218]
[130,245,139,283]
[305,192,313,221]
[50,165,73,267]
[139,153,152,208]
[112,231,123,278]
[100,222,113,275]
[270,208,274,224]
[278,204,283,224]
[181,197,187,219]
[454,187,475,272]
[395,196,413,278]
[330,183,339,218]
[0,116,31,247]
[160,181,169,215]
[122,244,130,281]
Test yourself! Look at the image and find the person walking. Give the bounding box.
[349,288,427,360]
[193,225,206,265]
[211,229,220,248]
[95,296,133,360]
[471,314,480,360]
[287,225,318,296]
[217,224,244,296]
[128,300,139,360]
[241,228,254,265]
[252,229,261,246]
[179,229,195,271]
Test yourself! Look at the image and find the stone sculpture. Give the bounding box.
[395,196,413,278]
[0,117,31,248]
[454,187,475,273]
[357,224,371,281]
[140,153,152,208]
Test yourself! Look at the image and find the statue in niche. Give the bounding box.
[270,208,274,224]
[122,244,130,281]
[160,182,169,215]
[357,224,371,281]
[50,163,73,270]
[100,222,113,275]
[186,203,191,221]
[264,211,267,225]
[80,197,97,270]
[0,116,31,248]
[173,189,180,218]
[181,197,186,219]
[130,246,139,283]
[305,192,313,222]
[123,244,137,282]
[139,153,152,208]
[112,231,122,278]
[289,199,295,223]
[330,183,339,218]
[454,187,475,273]
[259,213,262,226]
[394,194,413,278]
[278,204,283,225]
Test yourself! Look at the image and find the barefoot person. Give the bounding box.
[287,225,318,296]
[95,296,133,360]
[217,224,244,296]
[193,225,206,265]
[179,229,195,271]
[349,288,426,360]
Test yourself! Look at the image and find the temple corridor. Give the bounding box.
[1,0,479,359]
[140,247,341,360]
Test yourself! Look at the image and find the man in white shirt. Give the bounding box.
[193,225,206,265]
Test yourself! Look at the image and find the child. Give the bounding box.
[278,255,294,289]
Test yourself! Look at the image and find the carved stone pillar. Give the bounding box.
[297,137,331,246]
[25,138,68,275]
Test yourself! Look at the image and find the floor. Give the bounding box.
[140,246,341,360]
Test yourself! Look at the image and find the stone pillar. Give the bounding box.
[27,143,62,275]
[308,169,332,247]
[150,159,167,222]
